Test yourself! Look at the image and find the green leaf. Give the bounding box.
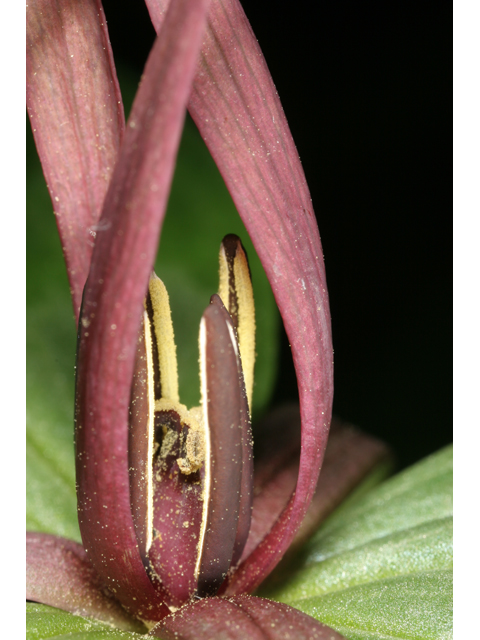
[290,570,452,640]
[26,132,80,542]
[304,445,452,563]
[269,516,452,601]
[26,603,145,640]
[261,446,453,639]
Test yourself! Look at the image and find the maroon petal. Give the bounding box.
[75,0,211,621]
[26,0,124,319]
[26,532,144,632]
[145,0,333,591]
[240,410,391,563]
[289,418,392,551]
[239,406,302,564]
[148,594,345,639]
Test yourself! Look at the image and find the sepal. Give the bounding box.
[26,532,146,632]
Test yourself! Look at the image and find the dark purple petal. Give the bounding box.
[148,594,345,639]
[195,296,251,596]
[26,532,144,632]
[216,235,255,566]
[26,0,124,319]
[145,0,333,591]
[75,0,211,621]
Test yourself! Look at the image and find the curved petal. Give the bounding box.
[145,0,333,591]
[289,419,392,552]
[75,0,211,621]
[243,412,391,561]
[230,423,389,594]
[149,594,346,639]
[26,0,124,319]
[26,532,144,632]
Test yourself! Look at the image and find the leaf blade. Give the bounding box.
[289,570,453,640]
[26,603,145,640]
[262,447,453,640]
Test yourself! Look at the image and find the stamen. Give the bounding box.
[218,234,256,410]
[147,272,179,404]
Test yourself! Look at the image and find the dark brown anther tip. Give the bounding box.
[221,234,252,281]
[221,233,241,258]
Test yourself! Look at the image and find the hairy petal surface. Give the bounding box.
[75,0,211,621]
[26,0,124,319]
[149,595,346,639]
[145,0,333,592]
[26,532,144,632]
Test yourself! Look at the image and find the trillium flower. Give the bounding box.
[26,0,388,636]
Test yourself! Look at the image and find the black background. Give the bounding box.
[101,0,452,469]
